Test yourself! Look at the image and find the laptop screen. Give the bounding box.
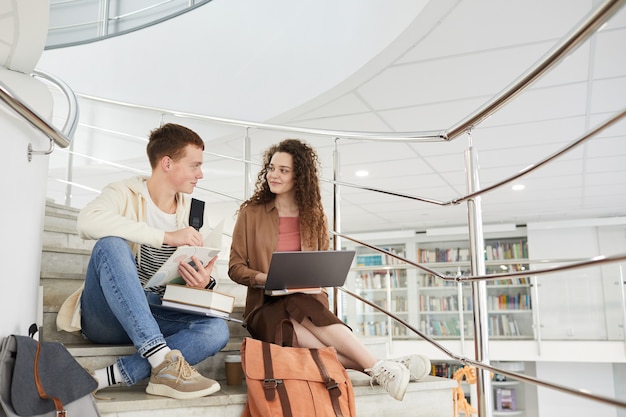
[263,250,356,291]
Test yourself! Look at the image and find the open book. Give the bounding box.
[143,246,220,288]
[143,219,224,288]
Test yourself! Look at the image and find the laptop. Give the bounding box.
[262,250,356,295]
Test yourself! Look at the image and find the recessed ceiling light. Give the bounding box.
[512,184,525,191]
[355,170,369,177]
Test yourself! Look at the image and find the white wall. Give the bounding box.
[527,219,626,416]
[528,219,626,341]
[0,0,52,338]
[0,68,53,338]
[536,362,617,417]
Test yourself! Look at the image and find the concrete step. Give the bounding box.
[66,334,247,381]
[39,201,456,416]
[43,228,95,252]
[41,246,92,276]
[92,372,456,417]
[45,200,81,217]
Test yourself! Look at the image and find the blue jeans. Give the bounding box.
[80,237,229,386]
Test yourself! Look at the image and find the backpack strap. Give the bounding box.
[261,341,293,417]
[189,198,205,230]
[34,340,66,417]
[310,349,344,417]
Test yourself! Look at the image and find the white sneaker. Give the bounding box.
[366,360,410,401]
[393,354,431,381]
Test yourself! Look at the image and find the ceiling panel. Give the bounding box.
[43,0,626,235]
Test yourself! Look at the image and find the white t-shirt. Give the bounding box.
[137,183,178,293]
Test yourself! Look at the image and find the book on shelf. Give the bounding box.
[356,246,405,266]
[495,387,516,411]
[143,246,220,288]
[417,247,471,263]
[489,314,521,337]
[162,284,235,314]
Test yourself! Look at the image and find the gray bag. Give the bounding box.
[0,331,100,417]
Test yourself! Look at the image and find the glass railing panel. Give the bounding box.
[47,0,212,49]
[47,0,101,48]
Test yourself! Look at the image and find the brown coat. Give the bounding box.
[228,201,330,319]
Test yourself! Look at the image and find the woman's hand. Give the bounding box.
[253,272,268,287]
[178,255,218,288]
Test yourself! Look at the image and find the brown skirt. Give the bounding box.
[245,293,348,345]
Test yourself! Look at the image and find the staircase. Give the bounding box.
[40,200,457,417]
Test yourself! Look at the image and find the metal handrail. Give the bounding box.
[0,78,70,149]
[337,284,626,409]
[335,231,626,283]
[446,0,626,140]
[37,0,625,413]
[74,0,625,144]
[32,69,80,138]
[66,98,626,211]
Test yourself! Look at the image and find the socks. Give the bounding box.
[94,363,123,390]
[144,344,172,368]
[93,344,172,390]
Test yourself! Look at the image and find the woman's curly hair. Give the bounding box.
[242,139,328,247]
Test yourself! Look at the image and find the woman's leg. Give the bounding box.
[291,318,414,401]
[290,318,377,371]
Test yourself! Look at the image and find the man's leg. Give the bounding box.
[81,237,160,346]
[80,237,221,398]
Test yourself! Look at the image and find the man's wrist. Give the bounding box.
[205,276,216,289]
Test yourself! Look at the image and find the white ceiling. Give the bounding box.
[269,0,626,234]
[41,0,626,235]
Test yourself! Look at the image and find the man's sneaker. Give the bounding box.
[393,354,431,381]
[366,360,410,401]
[146,350,220,399]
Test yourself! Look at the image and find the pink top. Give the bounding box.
[277,217,301,251]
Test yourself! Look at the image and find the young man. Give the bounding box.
[67,123,229,399]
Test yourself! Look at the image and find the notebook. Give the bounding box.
[262,250,356,295]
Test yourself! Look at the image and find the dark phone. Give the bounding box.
[187,259,216,289]
[188,260,203,270]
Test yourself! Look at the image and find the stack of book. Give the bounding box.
[161,284,236,320]
[495,387,516,411]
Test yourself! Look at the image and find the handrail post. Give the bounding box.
[464,133,492,417]
[243,128,252,200]
[332,138,342,315]
[618,264,626,352]
[98,0,111,38]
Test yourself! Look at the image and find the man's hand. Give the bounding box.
[164,227,203,247]
[178,255,218,288]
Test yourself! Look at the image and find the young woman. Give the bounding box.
[228,138,430,401]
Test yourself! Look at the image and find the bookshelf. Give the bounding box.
[492,361,526,416]
[342,233,535,341]
[430,360,526,417]
[416,237,533,340]
[344,243,416,338]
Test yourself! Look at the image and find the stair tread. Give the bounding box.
[67,340,245,357]
[96,381,247,413]
[95,375,455,414]
[42,245,92,255]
